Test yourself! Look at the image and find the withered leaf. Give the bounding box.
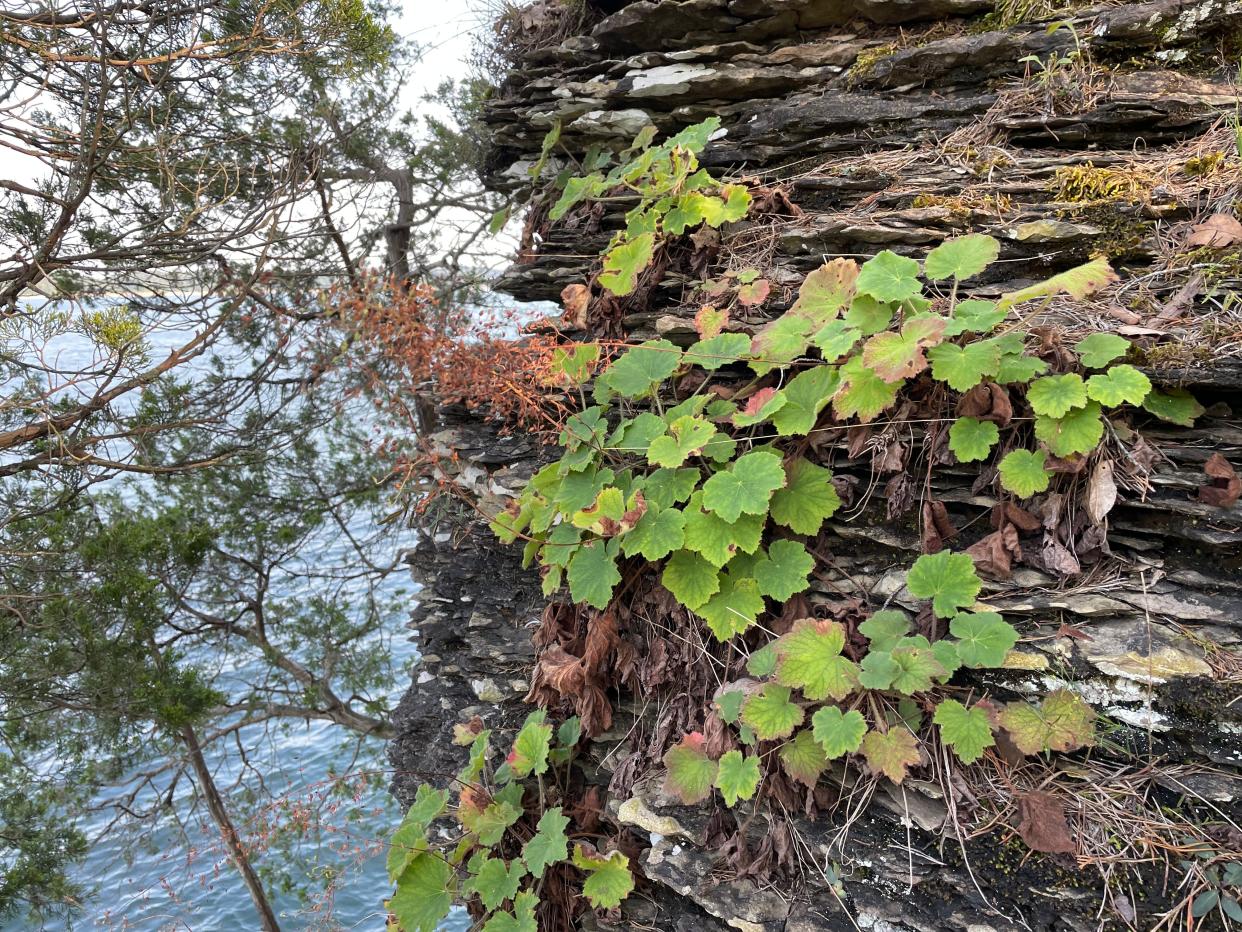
[1200,452,1242,507]
[1016,791,1077,855]
[560,283,591,329]
[1185,213,1242,249]
[1084,458,1117,524]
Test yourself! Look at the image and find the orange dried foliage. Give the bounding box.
[333,276,569,434]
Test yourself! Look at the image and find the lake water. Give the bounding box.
[1,308,448,930]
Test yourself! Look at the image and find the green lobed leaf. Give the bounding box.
[685,332,752,371]
[858,650,899,690]
[481,891,539,932]
[998,449,1052,498]
[858,609,910,653]
[621,506,686,561]
[642,467,700,509]
[788,257,859,326]
[547,343,600,387]
[1034,401,1104,457]
[598,339,682,399]
[1027,374,1088,418]
[572,846,634,909]
[771,365,840,436]
[460,799,522,847]
[860,727,922,784]
[769,458,841,535]
[753,539,815,603]
[661,549,721,610]
[599,232,657,296]
[732,387,788,428]
[567,538,621,610]
[746,642,778,678]
[662,732,719,804]
[933,699,996,764]
[811,319,862,362]
[466,853,527,912]
[1086,364,1151,407]
[779,729,829,786]
[714,749,762,806]
[949,416,1000,463]
[833,354,901,422]
[741,683,805,740]
[701,451,786,522]
[856,249,922,302]
[862,316,947,383]
[1143,388,1205,426]
[889,642,947,695]
[750,315,813,375]
[944,299,1007,337]
[509,711,553,779]
[844,294,894,335]
[1074,332,1130,368]
[905,550,982,619]
[698,575,765,640]
[774,618,859,701]
[715,688,746,724]
[683,493,765,567]
[648,415,715,467]
[924,233,1000,282]
[388,784,449,882]
[927,340,1002,392]
[609,412,665,453]
[811,706,867,758]
[949,611,1019,667]
[997,689,1095,755]
[389,852,455,932]
[995,353,1048,383]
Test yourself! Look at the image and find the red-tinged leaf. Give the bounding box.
[662,732,718,804]
[696,305,729,338]
[737,279,771,307]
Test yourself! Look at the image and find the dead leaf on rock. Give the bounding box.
[921,499,958,554]
[1199,452,1242,507]
[560,283,591,329]
[957,382,1013,427]
[967,525,1022,579]
[538,645,588,696]
[1085,458,1117,523]
[1185,213,1242,248]
[1016,791,1077,855]
[1040,535,1081,576]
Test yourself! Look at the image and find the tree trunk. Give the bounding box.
[181,723,282,932]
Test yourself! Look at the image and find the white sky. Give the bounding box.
[0,0,492,187]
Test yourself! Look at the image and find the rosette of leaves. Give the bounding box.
[386,713,632,931]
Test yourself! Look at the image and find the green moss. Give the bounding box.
[1184,151,1227,177]
[1052,162,1149,203]
[847,42,900,82]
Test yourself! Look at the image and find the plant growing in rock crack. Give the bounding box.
[386,712,633,931]
[536,117,750,296]
[489,127,1209,808]
[381,121,1225,928]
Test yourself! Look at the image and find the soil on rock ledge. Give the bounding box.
[389,1,1242,929]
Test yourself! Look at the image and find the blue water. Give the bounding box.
[2,309,425,930]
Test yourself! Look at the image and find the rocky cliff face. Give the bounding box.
[390,2,1242,929]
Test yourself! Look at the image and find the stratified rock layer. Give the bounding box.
[391,2,1242,929]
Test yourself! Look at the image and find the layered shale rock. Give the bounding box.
[390,1,1242,929]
